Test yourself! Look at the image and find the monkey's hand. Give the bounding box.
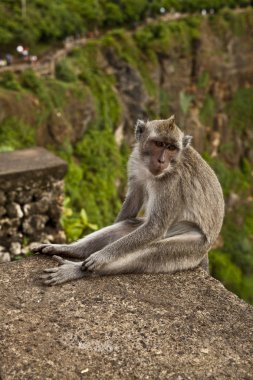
[31,243,69,255]
[40,256,86,286]
[82,251,111,272]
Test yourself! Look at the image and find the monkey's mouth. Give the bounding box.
[149,166,167,176]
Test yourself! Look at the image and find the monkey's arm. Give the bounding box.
[115,180,144,223]
[83,194,179,271]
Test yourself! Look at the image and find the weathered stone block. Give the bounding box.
[0,148,67,261]
[0,258,253,379]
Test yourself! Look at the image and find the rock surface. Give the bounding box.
[0,256,253,380]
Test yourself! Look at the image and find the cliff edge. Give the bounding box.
[0,256,252,379]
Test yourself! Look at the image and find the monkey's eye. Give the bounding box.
[167,144,177,151]
[154,141,164,148]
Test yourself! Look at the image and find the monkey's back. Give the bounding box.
[179,147,224,245]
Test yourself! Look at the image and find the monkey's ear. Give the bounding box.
[183,135,192,148]
[135,120,146,141]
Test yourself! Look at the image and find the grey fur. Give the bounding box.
[33,117,224,285]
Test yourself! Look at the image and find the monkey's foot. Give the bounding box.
[82,251,111,272]
[40,256,86,286]
[31,243,69,256]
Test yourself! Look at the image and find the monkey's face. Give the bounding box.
[142,138,181,176]
[135,116,192,178]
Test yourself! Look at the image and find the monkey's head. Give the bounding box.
[135,115,192,177]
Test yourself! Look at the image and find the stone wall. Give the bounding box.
[0,148,67,262]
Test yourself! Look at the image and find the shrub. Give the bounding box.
[55,60,77,82]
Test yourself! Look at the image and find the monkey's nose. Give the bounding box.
[158,158,165,164]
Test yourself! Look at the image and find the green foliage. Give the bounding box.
[0,117,35,150]
[205,151,253,303]
[20,69,52,107]
[0,0,251,49]
[159,89,171,119]
[75,127,123,227]
[74,41,122,128]
[210,7,253,38]
[61,197,98,242]
[210,201,253,304]
[55,59,77,82]
[197,71,210,88]
[101,29,158,97]
[227,88,253,133]
[0,72,21,91]
[179,91,194,115]
[204,154,251,197]
[200,95,215,125]
[134,17,201,56]
[209,250,244,296]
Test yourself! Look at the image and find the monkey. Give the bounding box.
[32,115,224,285]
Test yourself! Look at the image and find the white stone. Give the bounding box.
[6,202,24,219]
[0,251,11,262]
[10,242,22,256]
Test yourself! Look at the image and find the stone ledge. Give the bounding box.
[0,148,67,182]
[0,256,253,379]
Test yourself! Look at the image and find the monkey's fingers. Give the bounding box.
[43,278,59,286]
[40,271,62,286]
[83,256,103,271]
[43,267,59,273]
[52,255,66,264]
[31,243,49,254]
[40,274,54,280]
[83,257,93,268]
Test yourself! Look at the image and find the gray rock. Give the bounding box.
[0,217,20,229]
[23,196,51,216]
[7,191,16,202]
[23,203,32,216]
[0,190,6,205]
[0,250,11,262]
[35,196,51,213]
[15,190,33,204]
[10,242,22,256]
[6,202,24,219]
[0,180,12,191]
[22,215,49,235]
[0,206,6,217]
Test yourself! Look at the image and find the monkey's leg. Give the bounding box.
[33,218,144,259]
[87,228,208,275]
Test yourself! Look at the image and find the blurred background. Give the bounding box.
[0,0,252,303]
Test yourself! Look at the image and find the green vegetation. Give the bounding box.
[0,116,35,150]
[0,0,251,49]
[179,91,194,115]
[199,95,215,126]
[0,6,253,305]
[227,88,253,133]
[61,198,98,242]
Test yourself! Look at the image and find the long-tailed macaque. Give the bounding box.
[33,116,224,285]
